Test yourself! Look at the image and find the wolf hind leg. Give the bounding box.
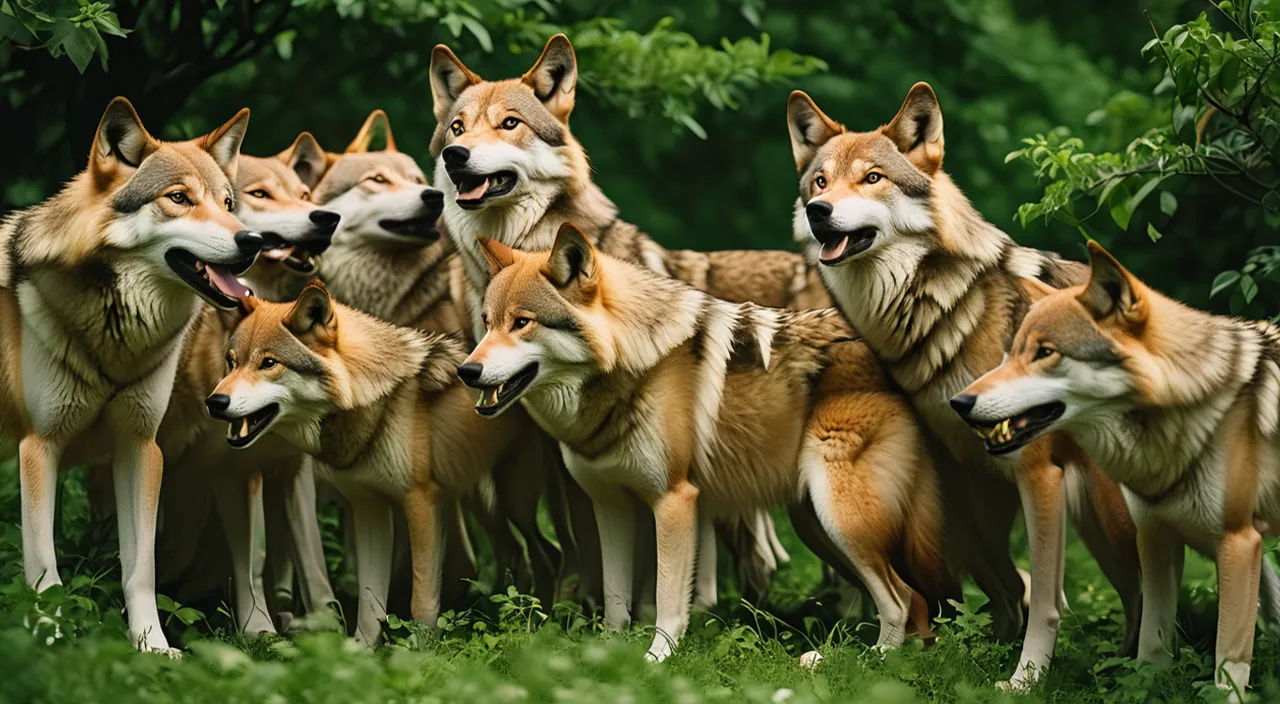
[1065,463,1142,656]
[646,481,699,662]
[498,454,562,609]
[210,467,276,635]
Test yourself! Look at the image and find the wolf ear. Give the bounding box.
[1079,241,1147,325]
[787,91,843,171]
[431,45,483,124]
[477,236,515,277]
[346,110,396,153]
[90,97,159,184]
[278,132,328,189]
[286,282,338,341]
[884,82,944,175]
[543,222,597,294]
[202,108,251,180]
[216,295,260,330]
[522,34,577,123]
[1018,276,1058,305]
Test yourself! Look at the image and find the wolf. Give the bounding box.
[429,33,815,603]
[154,136,344,635]
[0,97,263,652]
[458,224,954,662]
[784,83,1144,686]
[952,241,1280,695]
[306,110,564,613]
[205,282,543,644]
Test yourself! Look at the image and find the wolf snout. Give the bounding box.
[309,209,341,233]
[949,393,977,419]
[805,200,834,226]
[422,188,445,215]
[442,145,471,171]
[205,393,232,419]
[234,230,265,257]
[456,362,483,387]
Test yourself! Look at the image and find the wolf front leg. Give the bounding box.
[1216,525,1262,696]
[210,467,276,635]
[572,472,636,632]
[269,457,338,617]
[111,434,171,653]
[646,481,699,662]
[19,434,63,592]
[1134,512,1184,666]
[1004,451,1067,690]
[401,482,446,629]
[692,508,717,610]
[346,490,396,645]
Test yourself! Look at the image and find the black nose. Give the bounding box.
[206,393,231,418]
[950,394,977,418]
[441,145,470,169]
[309,209,341,234]
[422,188,444,214]
[456,362,483,387]
[234,230,264,257]
[806,200,834,224]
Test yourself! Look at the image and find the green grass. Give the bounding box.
[0,459,1278,703]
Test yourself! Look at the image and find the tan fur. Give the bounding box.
[464,225,953,660]
[788,86,1142,687]
[958,241,1280,693]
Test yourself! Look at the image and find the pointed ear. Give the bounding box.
[477,236,514,278]
[278,132,328,189]
[1078,241,1146,324]
[522,34,577,123]
[1018,276,1058,305]
[90,97,158,184]
[883,82,944,174]
[431,45,482,124]
[202,108,251,180]
[216,295,260,330]
[346,110,396,153]
[286,282,338,340]
[787,91,843,171]
[542,222,597,293]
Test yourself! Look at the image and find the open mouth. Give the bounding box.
[813,226,877,265]
[473,362,538,417]
[224,404,279,449]
[378,215,440,241]
[966,402,1065,455]
[260,245,317,274]
[453,171,517,210]
[165,249,255,310]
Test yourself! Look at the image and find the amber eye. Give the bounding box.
[501,117,522,130]
[248,189,269,199]
[481,313,490,329]
[1033,345,1056,361]
[166,191,190,205]
[301,190,312,200]
[224,196,234,211]
[865,172,883,184]
[512,317,532,330]
[814,175,827,189]
[450,119,465,136]
[370,174,388,184]
[260,357,279,370]
[225,352,237,370]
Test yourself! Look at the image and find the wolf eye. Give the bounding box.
[301,189,312,200]
[512,317,532,330]
[248,189,270,199]
[865,172,883,184]
[225,352,237,370]
[166,191,190,205]
[225,197,234,211]
[1033,345,1056,361]
[260,357,279,370]
[814,175,827,189]
[370,174,388,184]
[451,119,465,136]
[501,117,522,130]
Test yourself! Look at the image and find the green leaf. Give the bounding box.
[1265,191,1280,216]
[1241,274,1259,304]
[459,16,492,53]
[1147,222,1163,242]
[0,11,37,44]
[1172,104,1198,143]
[1126,176,1164,214]
[1211,270,1241,298]
[156,594,178,613]
[1160,191,1178,217]
[175,607,204,626]
[1109,201,1132,231]
[1217,55,1241,93]
[676,113,708,140]
[55,20,95,73]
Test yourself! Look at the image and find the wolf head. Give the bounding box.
[206,281,438,449]
[429,35,585,237]
[457,223,606,417]
[949,242,1154,456]
[236,133,341,283]
[786,84,944,266]
[85,98,263,310]
[310,111,445,247]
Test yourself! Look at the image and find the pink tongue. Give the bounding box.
[457,178,490,201]
[207,265,252,299]
[819,235,849,262]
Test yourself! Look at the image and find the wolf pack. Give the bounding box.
[3,33,1279,696]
